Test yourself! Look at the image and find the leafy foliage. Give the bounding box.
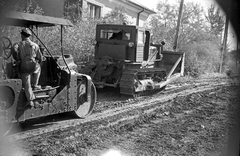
[64,0,83,23]
[223,49,239,74]
[147,0,178,49]
[0,0,44,48]
[1,0,227,77]
[1,1,131,64]
[102,6,132,25]
[182,40,221,76]
[205,5,225,37]
[147,1,225,77]
[61,5,132,63]
[9,0,44,14]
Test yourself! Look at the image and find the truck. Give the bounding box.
[83,24,185,96]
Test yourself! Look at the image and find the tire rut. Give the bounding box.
[8,79,238,141]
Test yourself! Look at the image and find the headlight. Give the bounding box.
[93,40,97,45]
[128,42,134,47]
[149,46,157,53]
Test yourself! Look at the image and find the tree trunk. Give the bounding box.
[173,0,184,51]
[219,14,229,73]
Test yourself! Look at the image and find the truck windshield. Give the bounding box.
[100,29,130,40]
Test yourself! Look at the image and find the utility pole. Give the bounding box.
[219,12,230,73]
[173,0,184,52]
[237,37,239,75]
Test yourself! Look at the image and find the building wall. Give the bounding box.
[34,0,152,26]
[83,0,151,26]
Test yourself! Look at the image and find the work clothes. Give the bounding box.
[12,38,43,102]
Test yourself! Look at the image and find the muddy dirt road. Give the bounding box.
[1,76,239,156]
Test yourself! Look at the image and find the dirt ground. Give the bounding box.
[1,76,239,156]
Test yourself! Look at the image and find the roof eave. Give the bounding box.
[127,0,156,14]
[1,11,74,27]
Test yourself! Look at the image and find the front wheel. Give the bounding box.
[73,80,97,118]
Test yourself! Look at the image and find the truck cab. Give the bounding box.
[95,24,152,63]
[84,24,185,95]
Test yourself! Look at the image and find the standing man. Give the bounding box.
[12,28,43,108]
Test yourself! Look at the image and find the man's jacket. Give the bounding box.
[12,38,43,73]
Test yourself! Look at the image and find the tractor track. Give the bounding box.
[94,76,236,111]
[7,76,238,142]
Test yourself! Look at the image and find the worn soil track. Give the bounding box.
[1,76,239,156]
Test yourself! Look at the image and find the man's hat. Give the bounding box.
[20,28,32,37]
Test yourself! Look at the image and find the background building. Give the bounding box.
[33,0,155,26]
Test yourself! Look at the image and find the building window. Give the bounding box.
[87,2,101,19]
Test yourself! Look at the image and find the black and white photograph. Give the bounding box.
[0,0,239,155]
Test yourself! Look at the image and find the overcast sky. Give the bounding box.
[133,0,216,11]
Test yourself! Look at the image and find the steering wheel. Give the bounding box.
[0,37,12,59]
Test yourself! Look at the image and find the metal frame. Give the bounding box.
[0,11,94,122]
[2,11,73,27]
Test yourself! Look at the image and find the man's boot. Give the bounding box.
[33,101,43,109]
[25,101,34,109]
[32,85,41,91]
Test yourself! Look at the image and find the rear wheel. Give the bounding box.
[73,80,96,118]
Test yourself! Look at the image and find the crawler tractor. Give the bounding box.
[83,24,185,96]
[0,12,96,135]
